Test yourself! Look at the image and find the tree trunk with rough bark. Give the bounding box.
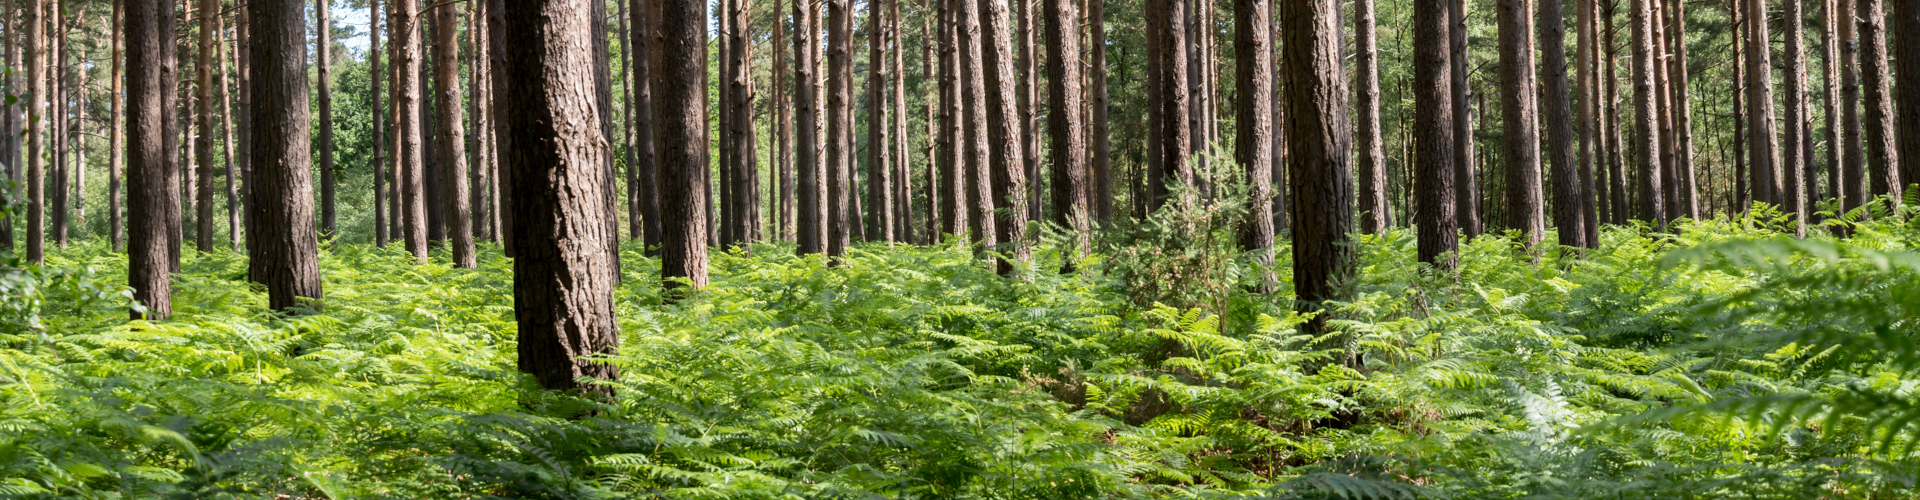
[1498,0,1544,248]
[981,0,1027,274]
[1862,0,1901,201]
[1354,0,1386,234]
[1632,0,1666,225]
[1146,0,1189,211]
[432,0,473,267]
[1416,0,1458,267]
[128,0,178,319]
[250,0,324,312]
[1542,0,1584,247]
[1450,0,1479,239]
[1283,0,1356,333]
[393,0,425,260]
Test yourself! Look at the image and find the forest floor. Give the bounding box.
[2,208,1919,499]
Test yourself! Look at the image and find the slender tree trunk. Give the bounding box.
[1542,0,1584,247]
[732,0,759,244]
[1018,0,1040,223]
[891,0,911,242]
[317,0,335,236]
[1576,0,1599,244]
[1417,0,1458,267]
[868,0,894,242]
[827,0,855,258]
[795,0,824,253]
[109,2,124,250]
[1825,0,1843,214]
[1745,0,1778,212]
[0,1,15,253]
[1089,0,1111,223]
[1354,0,1386,234]
[432,0,473,266]
[371,0,385,247]
[627,0,658,254]
[1667,0,1698,220]
[1047,0,1093,265]
[1786,0,1810,233]
[218,14,237,248]
[1603,1,1627,224]
[250,0,324,312]
[24,0,42,264]
[1283,0,1356,333]
[129,0,179,319]
[1861,0,1900,201]
[1234,0,1274,288]
[1650,0,1676,220]
[49,2,63,250]
[937,0,965,239]
[1730,0,1748,213]
[773,0,793,241]
[1498,0,1544,247]
[501,0,621,395]
[422,35,442,245]
[1842,0,1866,212]
[1146,0,1189,211]
[1630,0,1666,225]
[393,0,425,260]
[1447,0,1480,239]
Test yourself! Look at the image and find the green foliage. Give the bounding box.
[7,208,1920,498]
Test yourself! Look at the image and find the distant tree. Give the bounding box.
[1861,0,1900,201]
[432,0,474,267]
[1449,0,1479,239]
[1047,0,1091,262]
[868,0,894,242]
[1353,0,1386,234]
[1633,0,1666,225]
[827,0,854,258]
[393,0,426,260]
[316,0,335,237]
[25,0,42,264]
[1540,0,1585,248]
[1088,0,1112,222]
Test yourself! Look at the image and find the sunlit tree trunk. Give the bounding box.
[1416,0,1458,267]
[129,0,179,319]
[316,0,335,237]
[981,0,1027,274]
[1146,0,1189,211]
[1497,0,1544,248]
[250,0,324,312]
[432,0,473,267]
[1283,0,1356,333]
[1450,0,1479,239]
[652,0,711,288]
[1354,0,1385,234]
[1785,0,1810,234]
[1861,0,1900,202]
[1632,0,1666,226]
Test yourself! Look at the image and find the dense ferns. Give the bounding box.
[2,202,1919,498]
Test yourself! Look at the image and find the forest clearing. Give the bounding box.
[1,0,1919,497]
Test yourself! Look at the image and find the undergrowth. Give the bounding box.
[2,202,1920,498]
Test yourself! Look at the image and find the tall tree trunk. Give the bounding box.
[1667,0,1698,220]
[1861,0,1901,201]
[1892,0,1920,188]
[1235,0,1274,288]
[0,0,15,253]
[826,0,854,257]
[1730,0,1747,213]
[937,0,965,239]
[1576,0,1600,245]
[648,0,710,288]
[49,2,62,250]
[982,0,1028,274]
[891,0,912,242]
[24,0,41,264]
[1018,0,1040,223]
[795,0,825,254]
[1650,0,1676,220]
[372,0,385,247]
[1049,0,1093,265]
[868,0,894,242]
[1089,0,1111,222]
[1146,0,1189,211]
[627,0,658,254]
[773,0,793,242]
[422,40,442,244]
[1825,0,1843,214]
[1604,0,1627,224]
[250,0,324,312]
[1841,0,1866,213]
[1631,0,1666,225]
[733,0,759,244]
[110,1,124,250]
[393,0,425,260]
[433,0,473,267]
[1354,0,1386,234]
[1449,0,1480,239]
[1543,0,1585,247]
[501,0,621,395]
[959,0,995,249]
[1785,0,1810,233]
[316,0,335,236]
[129,0,179,319]
[1283,0,1356,333]
[1745,0,1778,211]
[1416,0,1458,267]
[1498,0,1544,248]
[218,14,237,248]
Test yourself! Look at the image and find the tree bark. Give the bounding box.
[316,0,335,237]
[868,0,894,242]
[218,14,237,248]
[1631,0,1666,225]
[1450,0,1480,239]
[1842,0,1866,213]
[981,0,1028,274]
[1050,0,1093,263]
[795,0,825,254]
[250,0,324,312]
[432,0,473,267]
[393,0,425,260]
[128,0,178,319]
[1576,0,1600,244]
[1416,0,1458,267]
[1146,0,1190,211]
[773,0,793,242]
[1744,0,1778,212]
[826,0,854,258]
[1862,0,1901,201]
[937,0,965,239]
[1893,0,1920,189]
[1282,0,1356,331]
[110,1,124,250]
[371,0,385,247]
[501,0,621,395]
[1497,0,1544,247]
[1354,0,1386,234]
[1666,0,1698,220]
[1089,0,1111,223]
[1825,0,1843,215]
[1785,0,1810,233]
[24,0,41,264]
[891,0,912,242]
[652,0,710,288]
[1542,0,1584,247]
[959,0,996,248]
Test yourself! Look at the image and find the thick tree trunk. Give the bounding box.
[1089,0,1111,223]
[1785,0,1810,233]
[433,0,473,267]
[317,0,335,236]
[250,0,324,312]
[1146,0,1189,211]
[1450,0,1479,239]
[982,0,1028,274]
[937,0,965,238]
[129,0,178,319]
[1542,0,1584,247]
[1416,0,1458,267]
[1862,0,1901,201]
[1576,0,1600,244]
[827,0,854,258]
[1497,0,1544,248]
[1235,0,1274,290]
[1631,0,1666,225]
[393,0,425,260]
[1893,0,1920,188]
[1282,0,1355,332]
[501,0,621,395]
[652,0,710,288]
[1354,0,1386,234]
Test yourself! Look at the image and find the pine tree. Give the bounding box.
[249,0,324,312]
[1416,0,1459,267]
